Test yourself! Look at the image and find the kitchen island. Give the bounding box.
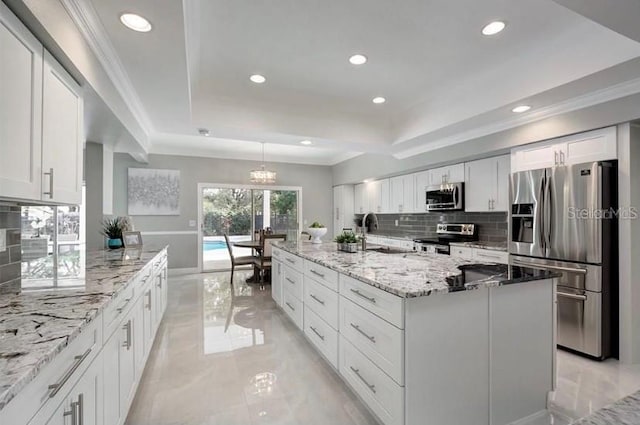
[272,241,559,425]
[0,247,168,425]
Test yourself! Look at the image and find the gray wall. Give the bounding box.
[112,153,333,269]
[333,91,640,185]
[85,143,105,250]
[0,204,21,293]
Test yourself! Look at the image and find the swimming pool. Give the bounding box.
[203,241,227,251]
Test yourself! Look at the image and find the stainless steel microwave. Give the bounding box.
[425,182,464,211]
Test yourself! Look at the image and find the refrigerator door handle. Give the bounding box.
[544,173,552,250]
[538,174,546,251]
[511,258,587,274]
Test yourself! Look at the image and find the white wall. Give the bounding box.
[112,153,333,269]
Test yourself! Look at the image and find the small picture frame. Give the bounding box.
[122,231,143,248]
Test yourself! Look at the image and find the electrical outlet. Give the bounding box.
[188,220,196,227]
[0,229,5,252]
[395,220,399,227]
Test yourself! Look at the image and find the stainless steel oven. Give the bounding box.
[425,182,464,211]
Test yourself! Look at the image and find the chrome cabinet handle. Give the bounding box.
[43,168,54,198]
[117,297,132,313]
[488,199,491,210]
[48,348,92,398]
[560,151,565,164]
[309,294,325,305]
[350,323,376,343]
[349,366,376,394]
[145,290,152,310]
[554,151,558,165]
[285,302,295,311]
[286,258,296,264]
[310,326,325,341]
[309,269,325,278]
[285,277,295,285]
[157,274,163,288]
[557,291,587,301]
[350,288,376,304]
[63,401,78,425]
[122,320,132,350]
[77,393,84,425]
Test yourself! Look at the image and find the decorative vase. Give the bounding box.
[107,238,123,249]
[337,242,358,253]
[307,227,328,244]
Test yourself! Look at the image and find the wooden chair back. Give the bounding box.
[261,234,287,259]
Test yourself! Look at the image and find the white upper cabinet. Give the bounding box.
[41,50,83,205]
[428,163,465,185]
[465,155,510,212]
[390,174,415,213]
[0,4,43,201]
[333,185,355,235]
[0,5,83,205]
[367,179,390,214]
[511,127,617,172]
[414,170,430,212]
[354,183,367,214]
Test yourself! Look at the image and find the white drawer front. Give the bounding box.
[340,336,404,425]
[474,248,509,264]
[304,276,339,330]
[304,260,338,291]
[281,250,304,272]
[339,275,404,329]
[283,265,304,300]
[283,289,303,330]
[340,297,404,385]
[450,246,474,259]
[304,306,338,368]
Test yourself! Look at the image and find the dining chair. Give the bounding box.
[254,234,287,286]
[224,234,257,280]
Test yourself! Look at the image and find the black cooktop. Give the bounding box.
[445,263,561,292]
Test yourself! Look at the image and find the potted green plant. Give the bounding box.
[307,221,327,244]
[335,231,359,253]
[102,217,124,249]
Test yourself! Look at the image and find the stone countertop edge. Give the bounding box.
[273,241,558,299]
[448,241,509,252]
[571,390,640,425]
[0,246,168,412]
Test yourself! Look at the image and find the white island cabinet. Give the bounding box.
[0,249,168,425]
[271,244,556,425]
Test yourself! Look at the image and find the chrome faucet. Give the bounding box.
[361,212,379,251]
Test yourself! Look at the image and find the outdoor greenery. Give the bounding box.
[202,189,298,236]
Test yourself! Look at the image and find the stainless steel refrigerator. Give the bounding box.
[509,161,617,359]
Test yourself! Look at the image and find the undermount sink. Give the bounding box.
[365,246,410,255]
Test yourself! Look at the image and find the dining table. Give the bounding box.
[232,240,262,283]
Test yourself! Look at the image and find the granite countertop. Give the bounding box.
[449,241,508,252]
[572,390,640,424]
[0,247,167,411]
[274,241,558,298]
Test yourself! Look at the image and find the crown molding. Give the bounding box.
[61,0,153,149]
[393,76,640,159]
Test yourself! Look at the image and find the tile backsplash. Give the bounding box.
[0,204,21,292]
[357,211,508,242]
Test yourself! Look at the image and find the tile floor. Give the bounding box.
[125,271,640,425]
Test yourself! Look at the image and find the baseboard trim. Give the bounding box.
[168,267,199,276]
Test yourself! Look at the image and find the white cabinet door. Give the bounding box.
[511,144,557,172]
[379,179,390,213]
[143,287,154,357]
[0,5,43,200]
[367,181,380,213]
[41,50,83,205]
[414,171,430,212]
[133,296,146,380]
[430,164,465,185]
[272,259,283,306]
[465,158,495,212]
[103,331,122,425]
[494,155,510,212]
[389,176,404,213]
[402,174,415,213]
[72,357,102,425]
[119,317,136,418]
[333,185,355,235]
[354,184,366,214]
[562,126,617,164]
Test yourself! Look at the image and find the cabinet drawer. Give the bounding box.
[283,289,303,330]
[474,248,509,264]
[304,260,338,291]
[450,246,474,259]
[340,336,404,425]
[281,251,303,272]
[340,297,404,385]
[304,306,338,368]
[283,265,303,300]
[0,317,102,424]
[304,276,339,330]
[339,275,404,329]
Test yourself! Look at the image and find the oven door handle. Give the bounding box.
[511,259,587,274]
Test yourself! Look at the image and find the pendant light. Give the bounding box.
[250,143,277,184]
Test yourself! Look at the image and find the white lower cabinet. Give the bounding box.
[283,289,304,330]
[304,306,339,368]
[303,276,339,329]
[340,336,404,425]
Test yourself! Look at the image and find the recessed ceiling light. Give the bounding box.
[349,54,368,65]
[512,105,531,113]
[250,74,266,84]
[198,128,210,137]
[372,97,386,104]
[481,21,506,36]
[120,13,152,32]
[300,140,313,145]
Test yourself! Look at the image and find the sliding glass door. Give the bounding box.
[199,185,301,272]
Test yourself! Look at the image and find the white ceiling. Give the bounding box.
[75,0,640,165]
